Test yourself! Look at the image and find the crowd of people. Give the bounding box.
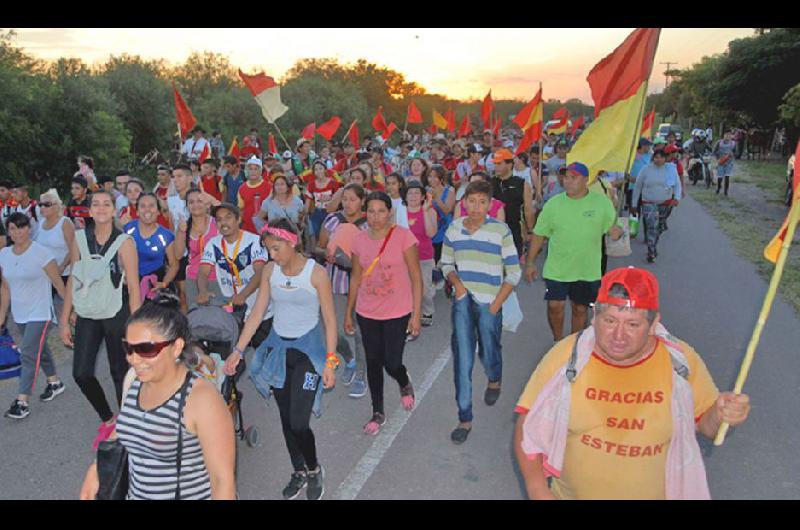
[0,121,751,500]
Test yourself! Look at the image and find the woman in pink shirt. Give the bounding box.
[404,181,437,327]
[345,191,422,435]
[173,188,218,311]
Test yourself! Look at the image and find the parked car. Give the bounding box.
[656,123,683,142]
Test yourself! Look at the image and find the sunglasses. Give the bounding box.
[122,339,176,358]
[39,202,55,208]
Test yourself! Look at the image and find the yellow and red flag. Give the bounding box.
[765,140,800,262]
[481,90,494,129]
[228,136,240,158]
[548,115,569,135]
[567,28,661,182]
[407,101,423,124]
[172,82,196,140]
[513,88,544,152]
[238,69,289,124]
[316,116,341,141]
[432,109,448,130]
[641,107,656,139]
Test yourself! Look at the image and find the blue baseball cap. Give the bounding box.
[638,137,653,148]
[566,162,589,178]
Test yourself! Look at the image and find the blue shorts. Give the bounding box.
[544,279,601,306]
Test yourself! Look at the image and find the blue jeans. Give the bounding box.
[451,294,503,423]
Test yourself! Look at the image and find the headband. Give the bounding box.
[260,226,299,247]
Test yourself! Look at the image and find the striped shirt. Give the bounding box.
[116,372,212,500]
[440,217,521,304]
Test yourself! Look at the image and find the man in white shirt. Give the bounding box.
[182,126,209,162]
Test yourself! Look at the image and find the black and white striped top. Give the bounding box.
[116,372,212,500]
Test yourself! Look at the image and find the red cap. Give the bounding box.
[595,267,659,310]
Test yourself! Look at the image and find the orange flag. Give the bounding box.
[765,140,800,262]
[301,123,316,140]
[172,82,196,140]
[198,143,211,163]
[407,101,423,124]
[228,136,240,158]
[432,109,448,129]
[640,107,656,138]
[317,116,342,141]
[458,114,472,138]
[372,107,388,133]
[481,90,494,129]
[445,108,457,133]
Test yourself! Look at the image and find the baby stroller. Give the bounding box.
[187,305,260,448]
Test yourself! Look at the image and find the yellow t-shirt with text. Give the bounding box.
[515,334,719,500]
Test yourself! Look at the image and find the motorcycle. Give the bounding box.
[688,154,712,186]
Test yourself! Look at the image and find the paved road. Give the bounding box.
[2,191,799,499]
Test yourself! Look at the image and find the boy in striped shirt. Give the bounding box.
[441,180,521,445]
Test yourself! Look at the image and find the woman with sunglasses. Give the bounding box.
[0,213,67,419]
[124,193,179,300]
[345,191,422,435]
[35,188,75,291]
[79,292,235,500]
[224,218,337,501]
[60,190,141,450]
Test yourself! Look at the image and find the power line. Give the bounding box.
[660,62,678,88]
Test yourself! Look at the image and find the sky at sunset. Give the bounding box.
[11,28,753,103]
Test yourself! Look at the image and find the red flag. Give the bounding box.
[372,107,388,133]
[445,108,457,133]
[407,101,423,124]
[348,121,360,150]
[429,124,438,135]
[198,143,211,164]
[570,115,586,137]
[382,122,397,141]
[301,123,316,140]
[172,83,196,140]
[588,28,661,117]
[516,124,542,156]
[553,107,570,120]
[481,90,494,128]
[228,136,240,158]
[317,116,341,141]
[492,116,502,136]
[458,114,472,138]
[268,133,277,154]
[237,69,289,123]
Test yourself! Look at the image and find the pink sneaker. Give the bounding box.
[400,381,415,411]
[92,418,116,451]
[363,413,386,436]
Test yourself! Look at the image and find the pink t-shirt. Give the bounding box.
[351,226,418,320]
[187,218,218,281]
[406,208,434,261]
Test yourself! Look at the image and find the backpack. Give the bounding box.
[0,327,21,380]
[72,230,129,320]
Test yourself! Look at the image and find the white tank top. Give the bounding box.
[270,259,319,338]
[34,216,70,275]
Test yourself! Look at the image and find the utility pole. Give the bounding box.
[660,62,678,88]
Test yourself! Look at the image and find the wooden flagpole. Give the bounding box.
[714,198,800,445]
[270,121,292,152]
[340,120,357,146]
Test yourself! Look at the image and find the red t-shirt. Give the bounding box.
[120,205,171,230]
[200,174,223,201]
[154,184,169,201]
[304,178,340,210]
[237,179,272,234]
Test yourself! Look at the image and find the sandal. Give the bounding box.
[400,380,415,411]
[363,412,386,436]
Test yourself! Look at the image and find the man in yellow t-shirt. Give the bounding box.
[513,267,752,500]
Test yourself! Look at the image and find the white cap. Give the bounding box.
[282,150,293,159]
[245,156,262,169]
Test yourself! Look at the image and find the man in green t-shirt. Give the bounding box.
[525,162,622,341]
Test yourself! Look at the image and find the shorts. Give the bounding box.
[544,279,601,306]
[175,255,189,282]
